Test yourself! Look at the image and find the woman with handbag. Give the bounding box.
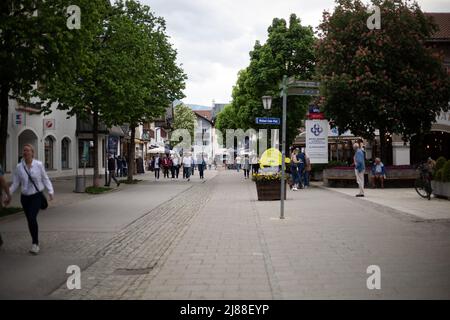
[9,144,54,255]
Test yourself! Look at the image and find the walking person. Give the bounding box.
[182,153,193,182]
[152,154,161,179]
[243,155,251,179]
[9,144,54,254]
[191,156,195,176]
[303,152,311,188]
[353,143,366,197]
[296,148,306,189]
[236,156,241,172]
[290,149,300,190]
[198,157,206,179]
[106,155,120,187]
[162,155,172,179]
[171,154,180,179]
[116,155,123,177]
[0,164,12,248]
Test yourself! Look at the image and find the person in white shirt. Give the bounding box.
[182,154,193,181]
[9,144,54,255]
[171,154,180,179]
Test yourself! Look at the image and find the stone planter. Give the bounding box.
[431,181,450,199]
[255,180,287,201]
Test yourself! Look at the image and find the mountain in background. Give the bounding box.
[186,103,212,110]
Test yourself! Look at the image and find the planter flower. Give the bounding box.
[252,173,287,201]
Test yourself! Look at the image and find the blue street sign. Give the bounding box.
[256,117,281,125]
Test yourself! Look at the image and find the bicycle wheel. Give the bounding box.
[414,178,428,198]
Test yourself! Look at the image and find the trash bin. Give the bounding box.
[74,176,86,193]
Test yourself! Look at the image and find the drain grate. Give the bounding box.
[113,266,154,276]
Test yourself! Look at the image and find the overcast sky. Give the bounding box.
[142,0,450,107]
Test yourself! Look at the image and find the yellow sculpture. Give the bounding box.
[258,148,291,168]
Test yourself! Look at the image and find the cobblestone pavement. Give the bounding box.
[51,178,215,299]
[50,170,450,300]
[0,170,215,299]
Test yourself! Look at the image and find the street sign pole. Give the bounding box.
[280,76,288,220]
[263,78,320,220]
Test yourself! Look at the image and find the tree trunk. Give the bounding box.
[93,110,100,187]
[0,84,9,170]
[128,125,135,183]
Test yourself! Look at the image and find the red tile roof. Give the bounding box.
[425,13,450,40]
[194,110,213,122]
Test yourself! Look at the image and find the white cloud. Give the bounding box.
[142,0,450,106]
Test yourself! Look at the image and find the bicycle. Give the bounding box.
[414,163,432,200]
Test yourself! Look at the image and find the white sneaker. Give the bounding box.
[29,244,40,255]
[293,187,297,191]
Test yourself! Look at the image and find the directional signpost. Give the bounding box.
[256,117,281,125]
[263,78,321,220]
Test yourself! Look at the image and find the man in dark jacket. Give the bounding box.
[106,155,120,187]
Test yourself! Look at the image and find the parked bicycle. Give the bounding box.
[414,162,432,200]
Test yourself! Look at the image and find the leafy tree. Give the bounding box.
[171,104,196,148]
[0,0,104,168]
[225,14,316,153]
[40,0,185,184]
[316,0,450,162]
[214,104,238,133]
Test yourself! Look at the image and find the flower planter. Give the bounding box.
[431,181,450,199]
[255,180,287,201]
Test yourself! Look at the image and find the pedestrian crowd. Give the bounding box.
[148,152,208,182]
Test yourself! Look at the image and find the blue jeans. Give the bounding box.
[303,170,310,187]
[291,165,300,186]
[21,193,41,245]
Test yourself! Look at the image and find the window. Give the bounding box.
[44,136,55,170]
[203,140,208,146]
[78,139,95,168]
[61,138,70,169]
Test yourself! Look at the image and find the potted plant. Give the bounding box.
[432,158,450,199]
[252,172,287,201]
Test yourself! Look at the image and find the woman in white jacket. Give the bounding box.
[9,144,54,254]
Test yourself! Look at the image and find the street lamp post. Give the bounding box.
[262,76,320,220]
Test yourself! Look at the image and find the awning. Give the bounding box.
[108,126,125,137]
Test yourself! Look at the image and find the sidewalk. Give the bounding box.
[0,169,217,299]
[317,183,450,221]
[48,170,450,299]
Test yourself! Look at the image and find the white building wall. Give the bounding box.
[6,99,78,179]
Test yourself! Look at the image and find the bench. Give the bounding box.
[324,166,418,188]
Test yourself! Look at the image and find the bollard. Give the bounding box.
[74,176,86,193]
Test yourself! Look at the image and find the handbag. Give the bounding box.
[23,164,48,210]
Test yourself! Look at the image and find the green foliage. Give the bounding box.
[35,0,185,184]
[434,169,444,182]
[435,156,447,172]
[221,14,316,151]
[172,104,196,144]
[442,160,450,183]
[215,104,238,132]
[316,0,450,140]
[85,186,112,194]
[0,0,108,167]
